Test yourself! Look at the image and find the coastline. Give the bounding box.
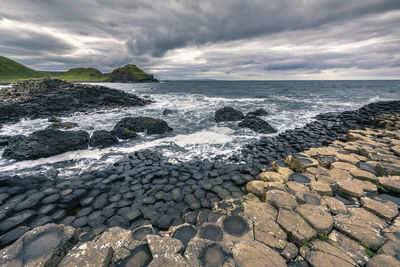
[0,101,400,266]
[0,100,400,265]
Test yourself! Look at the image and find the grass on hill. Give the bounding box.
[57,67,109,82]
[0,56,47,82]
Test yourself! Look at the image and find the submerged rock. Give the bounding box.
[112,116,173,139]
[3,128,89,160]
[89,130,118,148]
[162,108,178,115]
[47,121,79,130]
[238,115,277,134]
[214,107,244,122]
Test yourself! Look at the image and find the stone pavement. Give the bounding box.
[1,114,400,266]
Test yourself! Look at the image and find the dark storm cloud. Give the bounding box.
[0,0,399,78]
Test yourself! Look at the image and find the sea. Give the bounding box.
[1,80,399,177]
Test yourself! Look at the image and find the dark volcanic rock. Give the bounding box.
[238,115,277,134]
[89,130,118,148]
[214,107,244,123]
[112,117,173,139]
[0,78,152,125]
[246,108,268,117]
[3,129,89,160]
[108,64,158,83]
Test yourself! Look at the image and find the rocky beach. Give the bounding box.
[0,79,398,266]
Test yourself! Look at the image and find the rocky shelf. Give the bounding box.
[0,78,152,126]
[1,110,400,266]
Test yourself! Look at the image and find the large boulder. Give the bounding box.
[246,108,268,117]
[3,129,90,160]
[89,130,118,148]
[112,117,173,139]
[214,107,244,123]
[238,115,277,134]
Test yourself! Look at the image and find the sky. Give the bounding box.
[1,0,400,80]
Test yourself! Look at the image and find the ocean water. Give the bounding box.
[0,80,399,177]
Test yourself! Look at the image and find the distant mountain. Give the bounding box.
[0,56,46,82]
[0,56,158,83]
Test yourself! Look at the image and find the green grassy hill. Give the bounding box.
[57,67,108,82]
[0,56,47,82]
[0,56,158,83]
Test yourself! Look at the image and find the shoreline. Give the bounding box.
[0,104,399,265]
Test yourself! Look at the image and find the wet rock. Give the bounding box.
[0,226,30,249]
[58,241,113,267]
[3,129,90,160]
[162,108,178,116]
[131,225,154,241]
[171,224,198,248]
[184,238,234,266]
[214,106,244,123]
[246,108,268,117]
[199,223,223,241]
[89,130,118,148]
[333,208,387,250]
[277,208,317,246]
[222,215,250,237]
[266,190,298,210]
[233,239,287,267]
[238,115,277,134]
[296,204,333,235]
[112,116,173,139]
[47,121,79,130]
[360,197,398,220]
[116,243,153,267]
[290,154,319,173]
[0,209,35,234]
[0,223,77,267]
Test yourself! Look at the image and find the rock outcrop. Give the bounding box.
[238,115,277,134]
[214,107,244,122]
[0,78,152,125]
[3,129,90,160]
[89,130,119,148]
[112,116,173,139]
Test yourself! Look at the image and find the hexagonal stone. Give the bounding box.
[378,240,400,261]
[199,224,223,241]
[324,196,348,215]
[296,204,333,235]
[222,215,250,237]
[131,225,155,241]
[72,216,89,228]
[147,234,183,255]
[334,208,387,250]
[171,224,198,248]
[333,180,365,198]
[184,238,234,266]
[52,209,66,221]
[366,254,400,267]
[350,168,378,183]
[58,241,113,267]
[254,219,287,251]
[311,181,332,196]
[360,197,398,221]
[0,224,77,267]
[281,242,298,261]
[277,208,317,246]
[306,241,356,267]
[328,230,370,266]
[0,210,35,234]
[379,177,400,194]
[265,190,298,210]
[290,154,319,173]
[116,243,153,266]
[0,226,30,249]
[242,201,277,224]
[233,239,287,267]
[327,168,353,182]
[331,162,357,172]
[41,193,60,204]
